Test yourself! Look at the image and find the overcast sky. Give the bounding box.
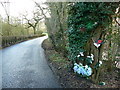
[0,0,46,19]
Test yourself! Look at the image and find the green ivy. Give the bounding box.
[67,2,119,65]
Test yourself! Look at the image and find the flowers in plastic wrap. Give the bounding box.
[73,63,92,77]
[73,63,80,73]
[86,66,92,76]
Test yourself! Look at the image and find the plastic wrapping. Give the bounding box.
[73,63,92,76]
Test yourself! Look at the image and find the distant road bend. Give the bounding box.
[1,36,61,88]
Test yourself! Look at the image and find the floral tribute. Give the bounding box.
[94,40,103,48]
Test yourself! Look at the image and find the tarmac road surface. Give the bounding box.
[1,36,61,88]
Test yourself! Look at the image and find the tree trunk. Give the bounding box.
[84,26,106,83]
[33,27,36,35]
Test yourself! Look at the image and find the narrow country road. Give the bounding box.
[1,36,61,88]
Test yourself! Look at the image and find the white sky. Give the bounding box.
[0,0,46,19]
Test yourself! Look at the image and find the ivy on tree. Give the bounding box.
[67,2,119,78]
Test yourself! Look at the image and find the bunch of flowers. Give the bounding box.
[73,63,92,77]
[75,51,103,77]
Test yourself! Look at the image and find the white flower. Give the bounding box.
[90,61,93,64]
[94,22,98,25]
[87,56,91,58]
[99,61,102,65]
[98,61,102,67]
[94,43,101,48]
[84,65,88,70]
[116,62,120,69]
[87,54,94,61]
[79,63,83,66]
[87,56,92,64]
[91,54,94,61]
[80,52,84,56]
[77,55,80,57]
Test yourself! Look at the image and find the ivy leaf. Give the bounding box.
[86,22,94,30]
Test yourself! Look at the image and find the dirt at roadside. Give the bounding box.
[42,38,120,88]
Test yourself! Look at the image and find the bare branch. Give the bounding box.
[115,17,120,26]
[34,2,47,19]
[22,9,44,34]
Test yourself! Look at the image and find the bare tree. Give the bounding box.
[35,2,68,54]
[0,1,10,24]
[23,10,44,34]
